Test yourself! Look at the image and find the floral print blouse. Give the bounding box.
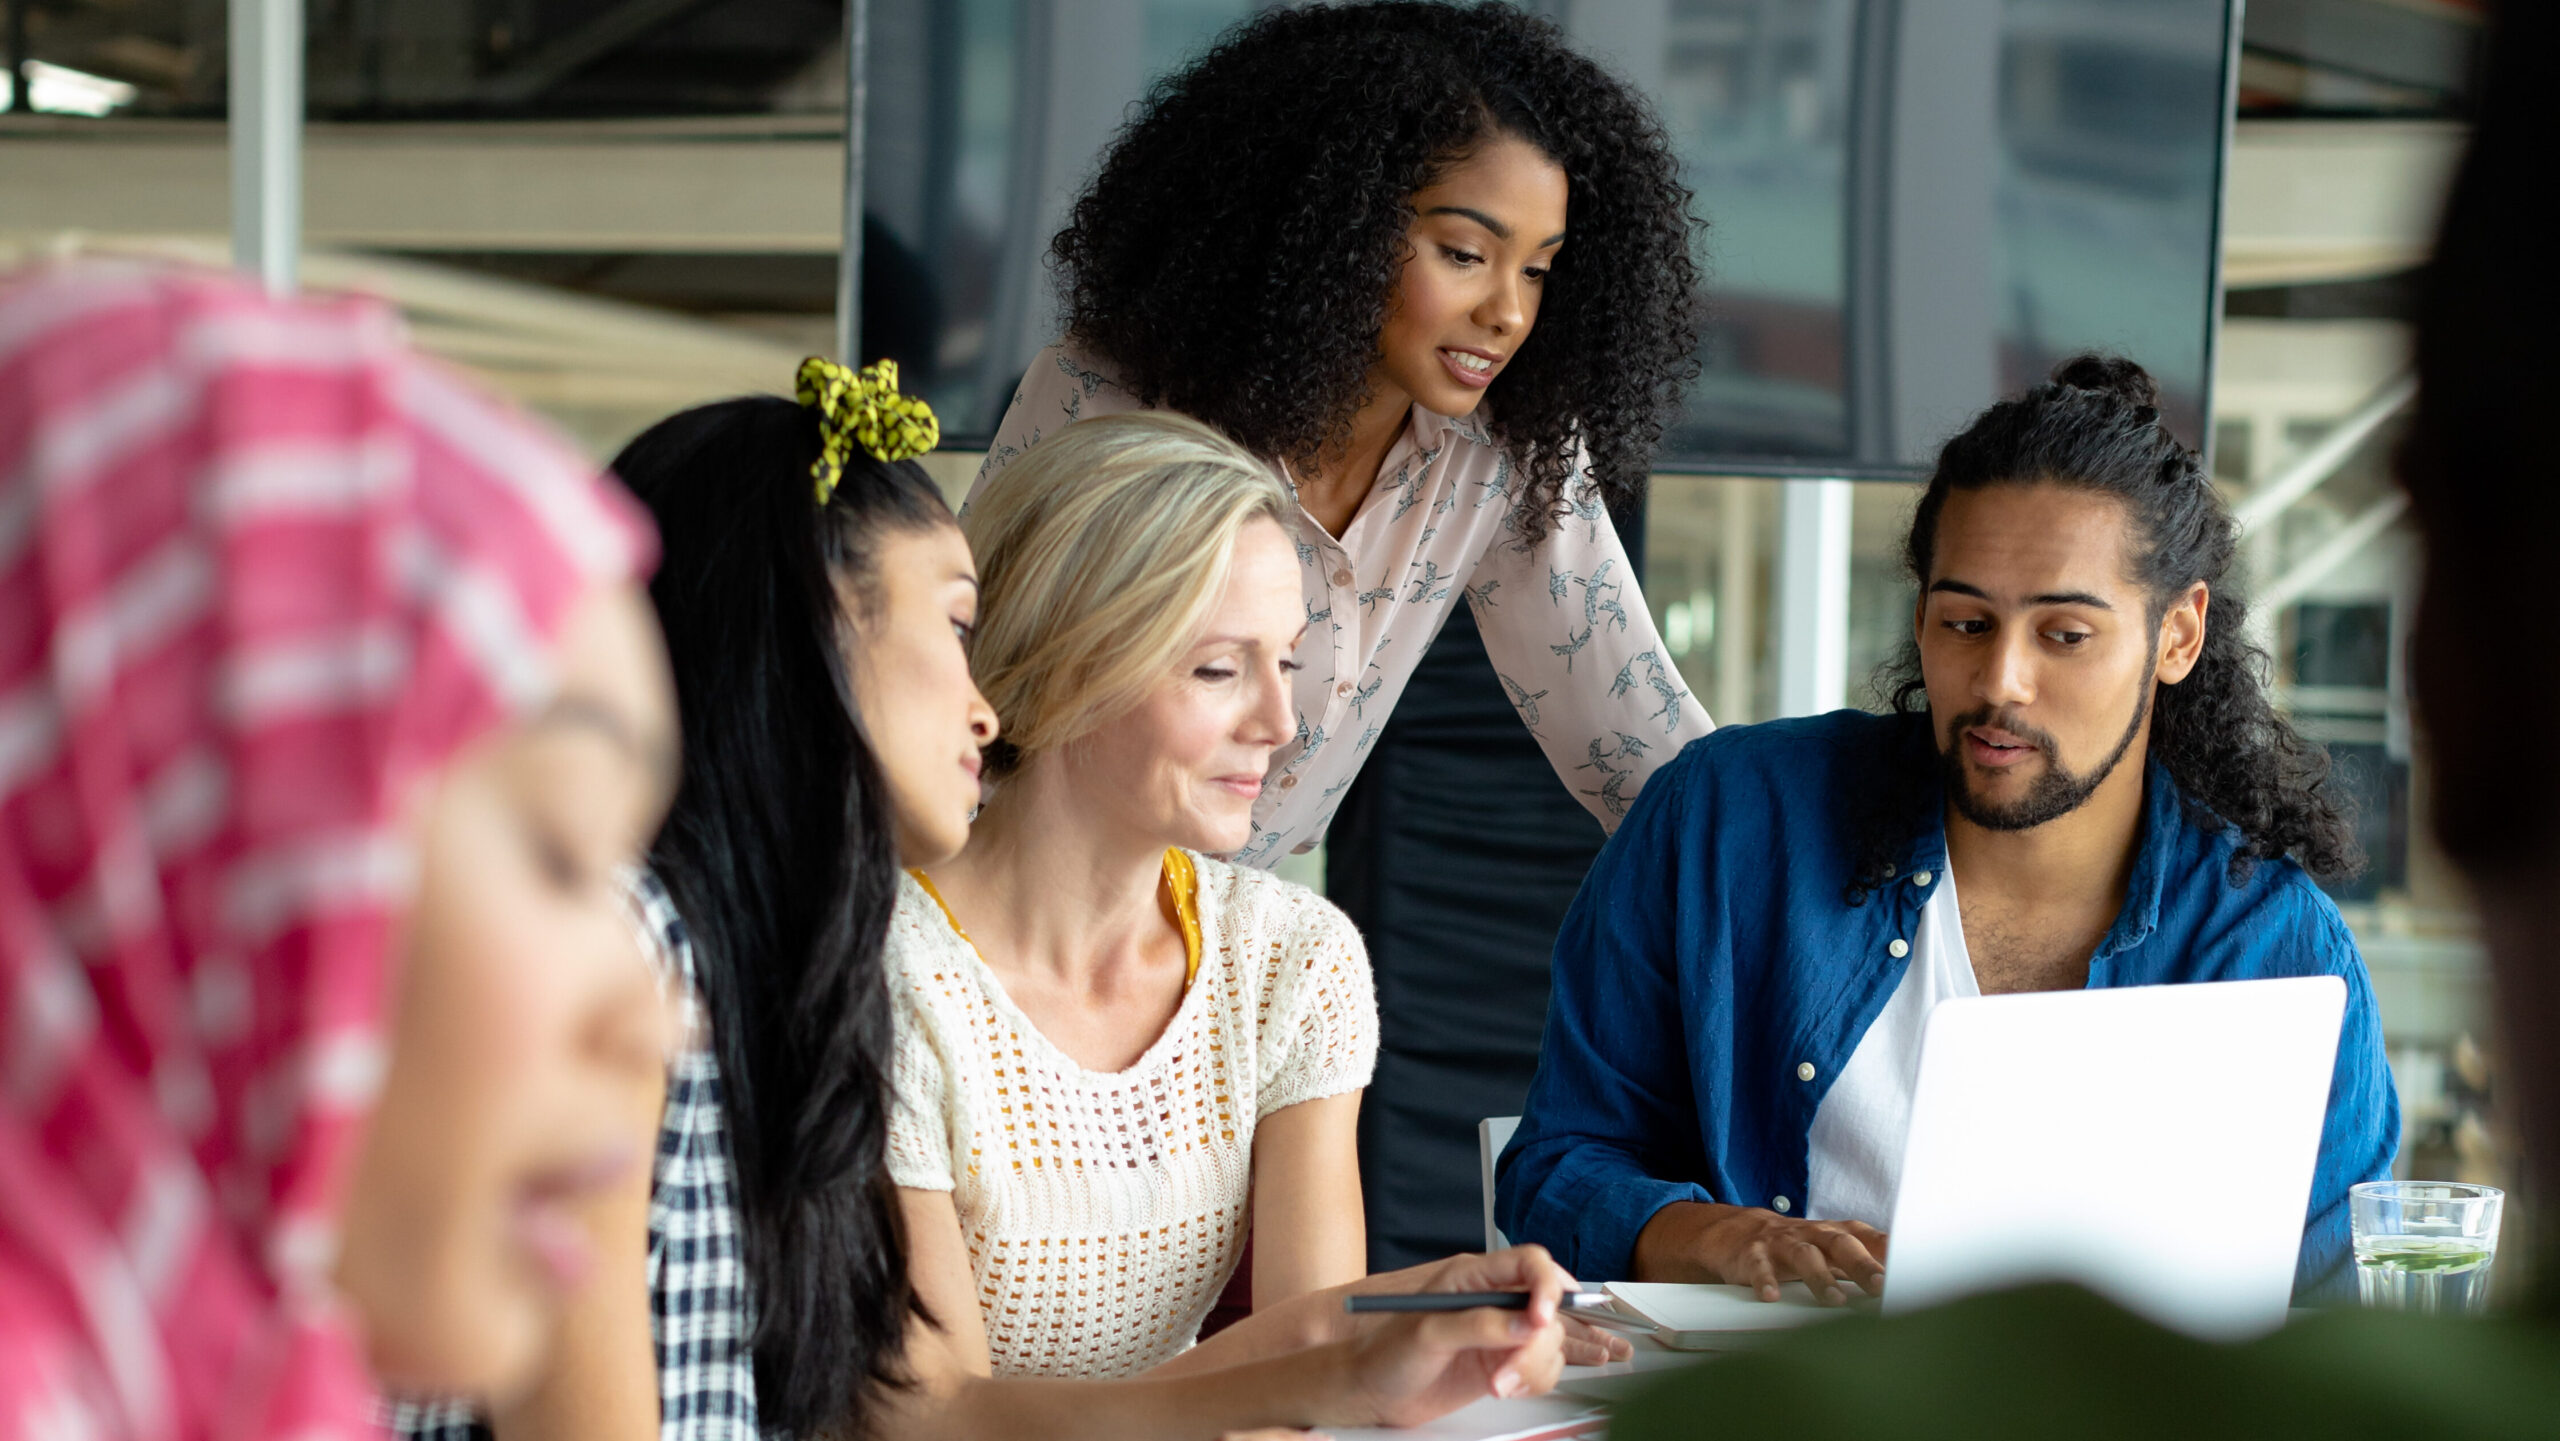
[977,344,1714,867]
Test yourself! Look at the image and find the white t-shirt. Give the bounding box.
[1805,867,1978,1229]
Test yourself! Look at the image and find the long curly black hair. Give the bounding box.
[1848,355,2361,903]
[1050,0,1700,543]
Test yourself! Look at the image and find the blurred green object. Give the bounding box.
[1609,1283,2560,1441]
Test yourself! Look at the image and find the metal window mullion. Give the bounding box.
[835,0,870,365]
[6,0,30,115]
[1776,476,1855,718]
[229,0,303,295]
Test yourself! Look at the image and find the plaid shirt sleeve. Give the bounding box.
[637,869,760,1440]
[383,868,759,1441]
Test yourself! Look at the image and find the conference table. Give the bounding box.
[1321,1303,2337,1439]
[1325,1334,1709,1441]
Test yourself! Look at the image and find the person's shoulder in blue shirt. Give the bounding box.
[1494,706,2395,1298]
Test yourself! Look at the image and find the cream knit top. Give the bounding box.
[884,852,1379,1379]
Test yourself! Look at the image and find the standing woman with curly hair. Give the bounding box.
[982,0,1713,865]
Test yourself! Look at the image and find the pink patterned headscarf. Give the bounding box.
[0,266,653,1441]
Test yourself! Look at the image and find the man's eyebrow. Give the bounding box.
[1926,578,2116,612]
[534,693,678,785]
[2029,590,2114,611]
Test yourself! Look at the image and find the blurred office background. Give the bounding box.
[2,0,2497,1270]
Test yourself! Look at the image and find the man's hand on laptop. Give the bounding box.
[1629,1202,1888,1305]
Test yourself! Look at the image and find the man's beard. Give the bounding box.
[1939,682,2151,833]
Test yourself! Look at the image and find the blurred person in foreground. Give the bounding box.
[0,266,676,1439]
[1610,4,2560,1436]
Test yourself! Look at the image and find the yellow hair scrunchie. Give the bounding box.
[796,356,941,504]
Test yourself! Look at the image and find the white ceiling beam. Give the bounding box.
[5,115,2464,283]
[4,118,846,252]
[2221,119,2464,287]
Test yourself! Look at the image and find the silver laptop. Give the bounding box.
[1881,974,2347,1339]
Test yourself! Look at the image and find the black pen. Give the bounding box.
[1344,1290,1619,1314]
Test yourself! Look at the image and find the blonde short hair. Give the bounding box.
[963,412,1296,776]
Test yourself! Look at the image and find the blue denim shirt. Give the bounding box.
[1496,709,2398,1297]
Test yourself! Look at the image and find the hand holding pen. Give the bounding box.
[1333,1249,1638,1370]
[1348,1289,1653,1331]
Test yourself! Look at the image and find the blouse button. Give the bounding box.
[1332,568,1354,587]
[1888,938,1910,959]
[1279,775,1299,789]
[1796,1061,1816,1082]
[1336,680,1354,698]
[1772,1196,1793,1214]
[1912,870,1935,888]
[1882,863,1897,878]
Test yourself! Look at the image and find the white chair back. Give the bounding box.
[1478,1115,1521,1251]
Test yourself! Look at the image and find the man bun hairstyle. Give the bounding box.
[1874,353,2360,891]
[1050,0,1701,543]
[961,412,1295,780]
[2052,353,2161,409]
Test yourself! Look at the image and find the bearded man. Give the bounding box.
[1497,354,2396,1302]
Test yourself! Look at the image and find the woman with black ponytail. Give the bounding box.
[394,359,993,1441]
[610,363,993,1441]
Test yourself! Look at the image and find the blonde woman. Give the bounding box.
[883,414,1615,1431]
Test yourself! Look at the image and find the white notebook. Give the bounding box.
[1601,1281,1872,1349]
[1320,1394,1604,1441]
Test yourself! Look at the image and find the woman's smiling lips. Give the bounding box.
[1212,774,1264,798]
[1437,345,1503,390]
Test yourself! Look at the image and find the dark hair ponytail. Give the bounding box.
[1864,353,2360,896]
[609,397,948,1437]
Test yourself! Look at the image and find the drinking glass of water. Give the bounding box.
[2351,1181,2504,1315]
